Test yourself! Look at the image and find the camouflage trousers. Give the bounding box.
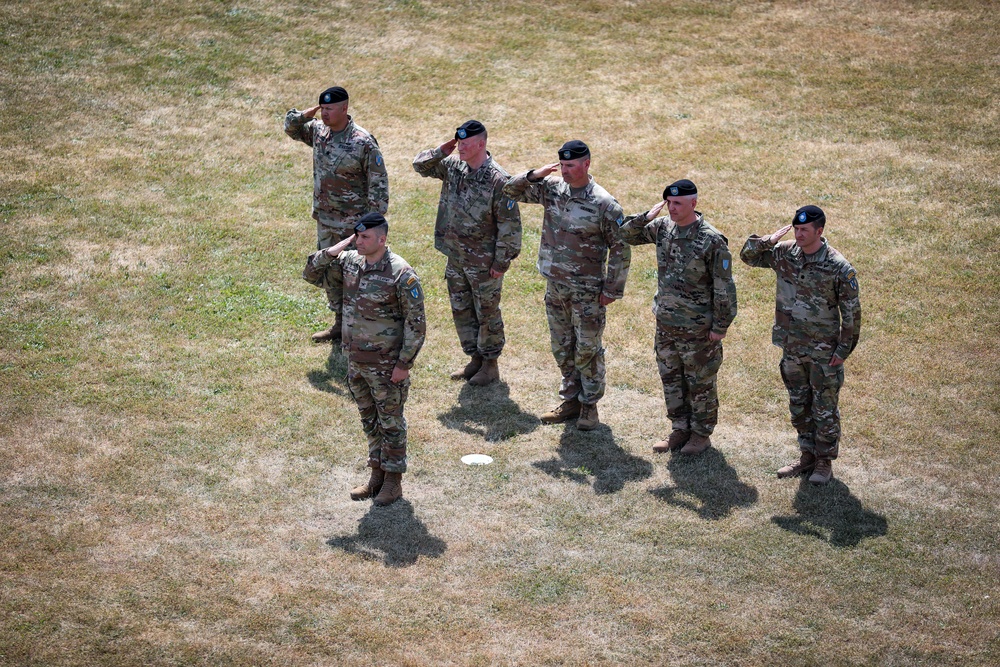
[314,211,357,316]
[779,352,844,460]
[445,258,505,360]
[544,279,606,405]
[655,326,723,436]
[346,361,410,473]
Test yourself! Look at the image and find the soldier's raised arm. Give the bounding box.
[283,105,319,145]
[740,224,791,267]
[620,198,668,246]
[412,138,457,180]
[503,163,558,204]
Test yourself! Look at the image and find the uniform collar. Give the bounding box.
[327,115,356,138]
[565,175,595,199]
[463,152,493,178]
[672,212,704,237]
[362,247,392,272]
[796,238,830,264]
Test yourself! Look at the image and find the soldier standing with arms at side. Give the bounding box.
[504,140,630,431]
[412,120,522,386]
[620,180,738,455]
[285,86,389,343]
[302,213,425,506]
[740,205,861,485]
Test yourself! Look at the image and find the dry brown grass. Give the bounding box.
[2,0,999,665]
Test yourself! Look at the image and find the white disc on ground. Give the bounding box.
[461,454,493,466]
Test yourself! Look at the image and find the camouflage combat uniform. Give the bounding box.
[504,173,630,405]
[285,110,389,315]
[303,247,425,473]
[412,148,521,360]
[620,211,737,436]
[740,236,861,459]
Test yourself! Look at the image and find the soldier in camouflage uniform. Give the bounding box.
[621,180,738,455]
[303,212,425,506]
[740,205,861,485]
[285,86,389,343]
[504,140,630,431]
[412,120,522,386]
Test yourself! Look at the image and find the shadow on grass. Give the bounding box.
[771,477,888,547]
[306,344,348,397]
[438,381,540,442]
[533,423,654,495]
[648,448,759,520]
[326,499,447,567]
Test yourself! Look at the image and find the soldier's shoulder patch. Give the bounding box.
[616,214,624,226]
[722,258,730,271]
[506,198,516,211]
[376,154,383,167]
[403,272,422,300]
[845,268,858,291]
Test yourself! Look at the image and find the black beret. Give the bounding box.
[558,140,590,160]
[793,205,826,226]
[319,86,349,105]
[663,179,697,198]
[455,120,486,140]
[354,212,387,232]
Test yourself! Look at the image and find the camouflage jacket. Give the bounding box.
[504,173,630,298]
[740,236,861,360]
[412,148,522,273]
[303,248,425,368]
[620,211,737,335]
[284,111,389,222]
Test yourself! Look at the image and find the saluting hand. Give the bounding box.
[532,163,560,180]
[440,138,457,155]
[647,199,668,220]
[325,233,356,258]
[768,224,792,244]
[304,105,321,118]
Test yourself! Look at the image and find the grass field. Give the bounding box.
[2,0,998,665]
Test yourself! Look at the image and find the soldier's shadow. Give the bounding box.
[771,477,888,547]
[648,448,759,520]
[306,345,348,397]
[533,425,654,495]
[437,381,539,442]
[326,499,447,567]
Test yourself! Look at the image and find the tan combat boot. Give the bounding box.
[777,451,817,478]
[540,399,581,424]
[349,467,385,501]
[311,315,343,343]
[808,459,833,485]
[652,430,690,453]
[680,433,712,455]
[577,403,600,431]
[450,355,483,381]
[373,472,403,506]
[468,358,499,386]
